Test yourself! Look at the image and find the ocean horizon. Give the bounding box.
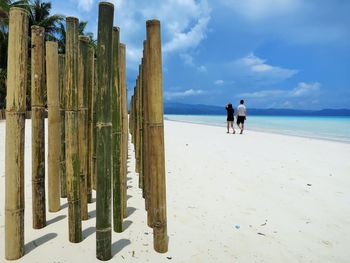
[165,114,350,143]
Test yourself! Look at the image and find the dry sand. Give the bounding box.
[0,119,349,262]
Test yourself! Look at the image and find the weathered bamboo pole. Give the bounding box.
[65,16,82,243]
[78,35,89,220]
[31,25,46,229]
[92,58,97,190]
[5,7,29,260]
[130,95,134,143]
[119,43,128,219]
[138,64,144,190]
[146,19,168,253]
[87,46,95,203]
[112,27,122,232]
[46,41,61,212]
[59,54,67,198]
[96,2,114,260]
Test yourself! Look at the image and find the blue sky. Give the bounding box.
[51,0,350,109]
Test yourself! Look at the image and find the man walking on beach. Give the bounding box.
[236,100,247,134]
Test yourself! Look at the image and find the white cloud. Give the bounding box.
[214,79,224,85]
[197,65,207,72]
[230,53,298,85]
[180,53,194,66]
[289,82,321,97]
[164,89,204,100]
[73,0,94,12]
[109,0,211,69]
[236,82,321,102]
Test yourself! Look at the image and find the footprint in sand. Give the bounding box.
[322,240,333,247]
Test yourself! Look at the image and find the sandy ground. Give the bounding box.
[0,119,350,262]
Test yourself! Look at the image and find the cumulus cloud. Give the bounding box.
[237,82,321,99]
[229,53,298,86]
[164,89,204,100]
[74,0,94,12]
[197,65,207,72]
[109,0,211,68]
[289,82,321,97]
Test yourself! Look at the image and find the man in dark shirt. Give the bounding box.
[225,103,236,134]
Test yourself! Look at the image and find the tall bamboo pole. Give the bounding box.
[46,41,61,212]
[119,43,128,219]
[78,36,89,220]
[96,2,114,260]
[87,46,95,203]
[31,25,46,229]
[138,64,143,190]
[120,42,128,212]
[92,58,97,190]
[146,19,168,253]
[5,7,29,260]
[59,54,67,198]
[112,27,122,232]
[65,16,82,243]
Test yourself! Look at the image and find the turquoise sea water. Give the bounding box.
[164,114,350,143]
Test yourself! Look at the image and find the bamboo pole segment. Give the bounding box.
[146,19,168,253]
[87,46,95,204]
[59,54,67,198]
[92,58,97,190]
[78,35,90,220]
[65,16,82,243]
[96,2,114,260]
[112,27,122,232]
[130,95,133,140]
[119,43,128,219]
[46,41,61,212]
[31,25,46,229]
[138,64,144,190]
[136,77,140,175]
[5,7,29,260]
[142,40,150,211]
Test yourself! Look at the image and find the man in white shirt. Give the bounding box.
[236,99,247,134]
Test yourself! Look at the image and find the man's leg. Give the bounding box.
[227,121,229,133]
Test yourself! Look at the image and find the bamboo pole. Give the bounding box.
[78,36,89,220]
[138,64,143,190]
[5,7,29,260]
[112,27,122,232]
[96,2,114,260]
[59,54,67,198]
[146,19,168,253]
[119,43,128,219]
[87,46,95,203]
[46,41,61,212]
[65,16,82,243]
[31,25,46,229]
[92,58,97,190]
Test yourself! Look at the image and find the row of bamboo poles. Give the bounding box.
[4,3,130,260]
[129,20,169,253]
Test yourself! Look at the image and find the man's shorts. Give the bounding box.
[237,116,245,125]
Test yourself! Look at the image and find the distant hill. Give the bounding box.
[164,103,350,116]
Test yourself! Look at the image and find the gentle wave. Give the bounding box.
[165,114,350,143]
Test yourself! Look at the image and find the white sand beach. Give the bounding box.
[0,119,350,262]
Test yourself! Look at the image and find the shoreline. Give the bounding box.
[164,118,350,145]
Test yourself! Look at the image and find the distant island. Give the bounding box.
[164,103,350,116]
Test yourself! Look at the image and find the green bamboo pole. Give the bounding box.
[92,58,97,190]
[78,35,89,220]
[59,54,67,198]
[46,41,61,212]
[119,43,128,219]
[65,16,82,243]
[96,2,114,260]
[87,46,95,203]
[5,7,29,260]
[112,27,122,232]
[146,19,168,253]
[31,25,46,229]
